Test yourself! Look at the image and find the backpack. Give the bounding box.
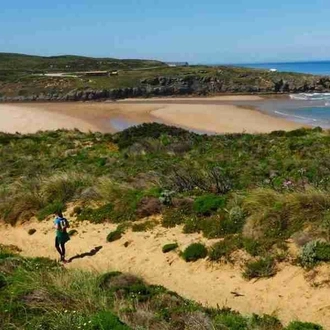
[59,218,69,230]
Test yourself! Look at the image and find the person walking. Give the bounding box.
[54,211,70,263]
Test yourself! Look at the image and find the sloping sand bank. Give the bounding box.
[1,219,330,328]
[0,96,302,134]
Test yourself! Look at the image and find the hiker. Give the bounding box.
[54,211,70,263]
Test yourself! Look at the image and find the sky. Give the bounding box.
[1,0,330,64]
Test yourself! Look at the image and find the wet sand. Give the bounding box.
[0,96,302,134]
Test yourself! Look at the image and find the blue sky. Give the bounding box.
[1,0,330,63]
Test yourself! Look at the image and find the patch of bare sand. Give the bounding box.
[1,219,330,328]
[0,104,100,134]
[151,104,302,134]
[0,97,302,135]
[0,103,159,133]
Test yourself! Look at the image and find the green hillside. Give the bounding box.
[0,52,167,72]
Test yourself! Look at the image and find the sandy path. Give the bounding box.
[0,96,302,134]
[1,219,330,328]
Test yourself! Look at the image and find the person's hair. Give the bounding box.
[55,210,63,218]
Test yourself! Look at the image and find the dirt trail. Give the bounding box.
[1,219,330,329]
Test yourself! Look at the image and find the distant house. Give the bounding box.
[166,62,189,67]
[83,71,109,77]
[109,71,118,76]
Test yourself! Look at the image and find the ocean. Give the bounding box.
[236,61,330,76]
[230,61,330,128]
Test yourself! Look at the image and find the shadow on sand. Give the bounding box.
[68,246,103,263]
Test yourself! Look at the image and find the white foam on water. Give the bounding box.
[274,110,318,122]
[290,93,330,101]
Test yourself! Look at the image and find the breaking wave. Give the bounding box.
[290,93,330,101]
[274,110,318,122]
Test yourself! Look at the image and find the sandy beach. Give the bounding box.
[0,96,302,134]
[1,218,330,328]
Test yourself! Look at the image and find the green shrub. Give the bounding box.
[78,204,113,223]
[243,238,263,257]
[193,194,226,215]
[113,123,193,149]
[107,229,123,242]
[200,213,245,239]
[162,243,178,253]
[214,311,248,330]
[285,321,323,330]
[183,215,201,234]
[162,208,186,228]
[300,240,330,267]
[98,271,123,289]
[209,236,243,262]
[182,243,208,262]
[90,311,130,330]
[0,273,7,289]
[37,201,65,220]
[28,228,36,235]
[250,314,283,330]
[132,221,156,232]
[68,229,78,236]
[73,206,82,215]
[243,257,276,280]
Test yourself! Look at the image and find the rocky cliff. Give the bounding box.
[2,73,330,102]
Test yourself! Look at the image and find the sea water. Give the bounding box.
[231,61,330,127]
[235,61,330,76]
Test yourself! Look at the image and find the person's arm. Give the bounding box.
[54,218,61,230]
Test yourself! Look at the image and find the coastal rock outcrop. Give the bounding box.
[1,74,330,102]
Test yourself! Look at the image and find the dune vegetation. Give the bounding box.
[1,124,330,272]
[1,123,330,328]
[0,244,323,330]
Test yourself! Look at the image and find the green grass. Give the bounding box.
[3,246,320,330]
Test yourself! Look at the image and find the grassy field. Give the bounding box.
[0,52,321,98]
[0,244,323,329]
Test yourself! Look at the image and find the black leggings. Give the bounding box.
[55,237,66,259]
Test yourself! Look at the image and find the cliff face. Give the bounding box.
[1,73,330,102]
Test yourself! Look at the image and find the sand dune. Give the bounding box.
[1,218,330,328]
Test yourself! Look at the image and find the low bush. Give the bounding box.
[214,311,247,330]
[300,240,330,267]
[193,194,226,215]
[243,257,276,280]
[78,203,113,223]
[162,243,178,253]
[182,243,208,262]
[132,220,156,232]
[37,201,65,220]
[209,236,243,262]
[250,314,283,330]
[200,212,245,238]
[90,311,130,330]
[73,206,82,215]
[183,215,201,234]
[68,229,78,236]
[161,208,186,228]
[28,228,36,235]
[243,238,263,257]
[107,228,123,242]
[286,321,323,330]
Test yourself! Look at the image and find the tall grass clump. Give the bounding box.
[242,189,330,243]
